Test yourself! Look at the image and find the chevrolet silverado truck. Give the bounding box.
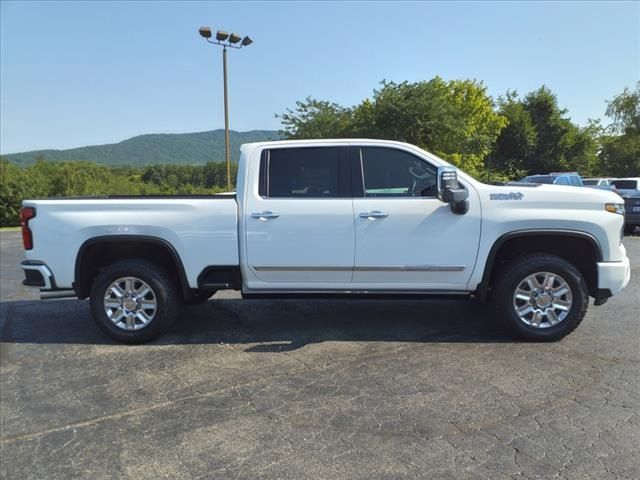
[20,139,631,343]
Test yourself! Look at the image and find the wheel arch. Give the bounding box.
[74,235,191,300]
[477,229,602,301]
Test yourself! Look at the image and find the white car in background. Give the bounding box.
[583,178,614,190]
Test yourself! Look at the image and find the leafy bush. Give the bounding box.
[0,159,231,227]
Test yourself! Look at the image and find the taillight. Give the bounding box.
[20,207,36,250]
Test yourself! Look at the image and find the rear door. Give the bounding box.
[243,146,355,288]
[351,146,481,289]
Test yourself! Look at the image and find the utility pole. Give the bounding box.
[198,27,253,191]
[222,46,231,191]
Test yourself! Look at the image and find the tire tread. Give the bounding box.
[493,253,589,341]
[89,259,179,343]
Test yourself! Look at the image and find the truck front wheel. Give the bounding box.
[493,254,589,341]
[89,259,179,343]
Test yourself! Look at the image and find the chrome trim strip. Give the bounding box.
[253,265,466,272]
[357,265,466,272]
[254,265,352,272]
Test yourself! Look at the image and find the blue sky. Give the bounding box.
[1,0,638,154]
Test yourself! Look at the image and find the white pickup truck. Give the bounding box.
[20,139,631,343]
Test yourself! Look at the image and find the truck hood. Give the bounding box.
[478,183,624,209]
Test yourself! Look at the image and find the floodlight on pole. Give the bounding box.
[198,25,253,192]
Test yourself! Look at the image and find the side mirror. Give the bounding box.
[437,166,469,214]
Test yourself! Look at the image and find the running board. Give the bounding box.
[242,290,471,300]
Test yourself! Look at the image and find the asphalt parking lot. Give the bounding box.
[1,231,639,479]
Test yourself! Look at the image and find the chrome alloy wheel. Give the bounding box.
[104,277,157,331]
[512,271,573,329]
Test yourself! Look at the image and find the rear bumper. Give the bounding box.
[597,256,631,299]
[21,261,77,299]
[21,260,56,289]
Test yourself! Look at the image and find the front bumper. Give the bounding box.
[597,256,631,300]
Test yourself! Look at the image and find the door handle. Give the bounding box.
[251,211,280,220]
[359,211,389,219]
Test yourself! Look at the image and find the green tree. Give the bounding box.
[0,160,233,227]
[490,86,598,177]
[605,82,640,135]
[279,77,507,178]
[0,159,30,226]
[598,82,640,177]
[278,98,355,139]
[489,91,537,173]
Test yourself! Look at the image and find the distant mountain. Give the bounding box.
[2,129,281,166]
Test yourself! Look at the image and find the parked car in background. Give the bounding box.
[611,178,640,235]
[583,178,614,190]
[520,172,583,187]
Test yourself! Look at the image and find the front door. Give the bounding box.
[352,146,481,290]
[244,146,355,289]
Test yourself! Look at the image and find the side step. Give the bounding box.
[40,289,77,300]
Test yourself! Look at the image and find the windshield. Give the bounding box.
[522,175,554,184]
[582,179,599,186]
[612,180,638,190]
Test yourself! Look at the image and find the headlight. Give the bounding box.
[605,203,625,215]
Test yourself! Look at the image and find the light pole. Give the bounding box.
[198,27,253,192]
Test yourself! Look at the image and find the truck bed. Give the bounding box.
[22,196,239,289]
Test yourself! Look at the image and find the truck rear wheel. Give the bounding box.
[493,254,589,341]
[89,259,179,343]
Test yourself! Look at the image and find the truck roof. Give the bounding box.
[241,138,415,148]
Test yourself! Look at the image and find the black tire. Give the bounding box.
[624,224,636,236]
[183,289,216,305]
[492,254,589,341]
[90,259,179,343]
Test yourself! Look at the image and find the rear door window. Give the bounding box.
[261,147,348,198]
